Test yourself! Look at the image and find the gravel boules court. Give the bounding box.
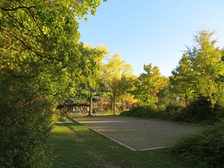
[74,116,206,151]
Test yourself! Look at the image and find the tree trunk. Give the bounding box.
[111,98,114,114]
[89,89,93,116]
[113,97,116,115]
[208,94,215,113]
[185,94,188,106]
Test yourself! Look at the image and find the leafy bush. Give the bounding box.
[214,103,224,120]
[165,103,185,114]
[186,97,213,119]
[0,76,54,168]
[121,102,187,119]
[170,122,224,168]
[121,105,157,117]
[121,98,219,124]
[0,100,53,168]
[120,105,172,119]
[170,97,218,124]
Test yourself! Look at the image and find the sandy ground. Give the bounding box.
[74,116,206,151]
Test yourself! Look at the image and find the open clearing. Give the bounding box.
[75,116,206,151]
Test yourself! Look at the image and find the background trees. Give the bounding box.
[122,30,224,125]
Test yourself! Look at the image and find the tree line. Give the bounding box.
[77,30,224,120]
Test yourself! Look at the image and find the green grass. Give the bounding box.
[49,119,190,168]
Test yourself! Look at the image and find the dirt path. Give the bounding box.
[75,116,206,151]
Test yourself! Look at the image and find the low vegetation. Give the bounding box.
[120,101,224,125]
[170,121,224,168]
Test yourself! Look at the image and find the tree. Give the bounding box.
[193,31,224,108]
[171,30,224,110]
[0,0,105,167]
[77,44,107,115]
[170,53,197,106]
[133,64,166,105]
[102,54,134,114]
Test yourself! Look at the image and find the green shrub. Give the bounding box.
[120,105,174,120]
[170,122,224,168]
[121,103,187,119]
[186,97,213,119]
[165,103,185,114]
[214,103,224,120]
[0,77,54,168]
[120,105,158,118]
[170,97,218,124]
[121,99,220,124]
[0,97,53,168]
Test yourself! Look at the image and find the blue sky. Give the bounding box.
[78,0,224,76]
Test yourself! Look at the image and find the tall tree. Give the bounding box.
[171,30,224,109]
[170,53,197,106]
[193,31,224,108]
[102,54,134,114]
[77,44,107,115]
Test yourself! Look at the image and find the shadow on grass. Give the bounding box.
[54,121,89,136]
[54,122,74,126]
[72,114,119,119]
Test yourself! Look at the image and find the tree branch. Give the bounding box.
[1,26,60,62]
[0,6,35,11]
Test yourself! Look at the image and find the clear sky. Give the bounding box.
[78,0,224,76]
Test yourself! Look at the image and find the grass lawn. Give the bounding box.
[48,119,189,168]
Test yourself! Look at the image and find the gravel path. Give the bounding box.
[74,116,206,151]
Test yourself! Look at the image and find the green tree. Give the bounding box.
[133,64,166,105]
[170,53,197,106]
[171,30,224,110]
[0,0,105,167]
[193,31,224,108]
[77,44,107,115]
